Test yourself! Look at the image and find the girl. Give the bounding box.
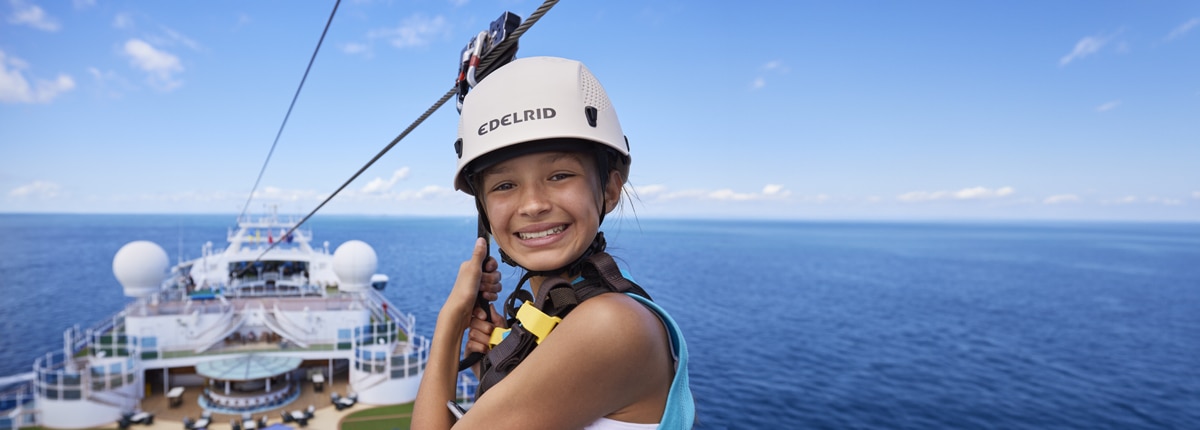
[414,56,693,429]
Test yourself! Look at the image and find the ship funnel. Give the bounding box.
[113,240,169,298]
[333,240,378,292]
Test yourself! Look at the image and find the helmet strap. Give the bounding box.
[499,231,608,323]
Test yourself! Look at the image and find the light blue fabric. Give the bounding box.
[627,293,695,430]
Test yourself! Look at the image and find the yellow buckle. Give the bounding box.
[489,328,510,347]
[516,301,561,344]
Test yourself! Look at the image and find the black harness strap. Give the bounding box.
[474,251,651,399]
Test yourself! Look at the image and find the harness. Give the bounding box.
[474,250,652,398]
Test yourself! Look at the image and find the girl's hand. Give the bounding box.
[466,303,506,359]
[479,254,502,302]
[439,238,489,332]
[468,253,506,357]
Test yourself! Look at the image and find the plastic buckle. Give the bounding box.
[488,327,510,347]
[515,300,561,344]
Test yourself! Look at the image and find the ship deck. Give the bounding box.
[124,371,374,430]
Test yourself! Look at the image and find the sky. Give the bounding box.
[1,0,1197,221]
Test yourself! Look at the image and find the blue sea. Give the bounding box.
[1,214,1197,429]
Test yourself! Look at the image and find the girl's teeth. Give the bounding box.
[519,225,565,239]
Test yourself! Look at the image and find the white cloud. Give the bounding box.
[339,183,458,202]
[1103,195,1138,205]
[8,0,60,31]
[0,49,75,104]
[708,189,757,201]
[751,60,788,91]
[449,0,469,7]
[123,38,183,91]
[1095,100,1120,112]
[897,186,1015,202]
[251,186,323,202]
[633,184,792,202]
[341,42,370,56]
[112,12,133,29]
[1043,194,1081,204]
[87,66,132,98]
[159,25,203,52]
[762,184,785,196]
[632,184,667,196]
[1166,17,1200,41]
[361,168,411,194]
[1145,196,1182,206]
[73,0,95,9]
[389,185,456,201]
[762,60,788,72]
[8,180,62,198]
[370,14,448,49]
[1193,191,1200,199]
[1060,35,1108,66]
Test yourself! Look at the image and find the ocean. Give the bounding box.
[0,214,1197,429]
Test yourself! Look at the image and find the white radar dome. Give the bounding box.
[113,241,169,298]
[333,240,378,292]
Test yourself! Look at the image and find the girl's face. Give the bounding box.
[479,151,620,273]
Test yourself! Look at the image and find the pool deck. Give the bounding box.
[110,372,386,430]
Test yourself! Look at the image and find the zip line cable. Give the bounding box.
[251,0,560,263]
[238,0,342,221]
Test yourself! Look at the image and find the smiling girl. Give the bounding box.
[413,57,693,429]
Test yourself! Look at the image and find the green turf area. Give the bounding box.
[340,403,414,430]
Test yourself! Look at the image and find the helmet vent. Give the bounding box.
[580,67,610,113]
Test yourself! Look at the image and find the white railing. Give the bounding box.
[0,379,37,430]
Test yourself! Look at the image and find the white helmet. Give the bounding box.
[454,56,629,194]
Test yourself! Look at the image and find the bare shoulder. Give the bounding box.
[560,292,667,353]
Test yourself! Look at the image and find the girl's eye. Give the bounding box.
[549,173,574,181]
[489,182,515,192]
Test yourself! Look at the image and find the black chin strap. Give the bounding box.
[499,231,607,322]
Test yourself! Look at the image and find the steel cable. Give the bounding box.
[253,0,560,262]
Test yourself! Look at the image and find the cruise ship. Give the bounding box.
[0,212,438,429]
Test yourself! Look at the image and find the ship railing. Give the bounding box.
[31,348,141,409]
[362,289,417,340]
[75,310,127,353]
[349,324,428,381]
[131,295,226,317]
[0,378,37,430]
[456,371,478,406]
[227,275,323,297]
[228,227,312,245]
[182,296,232,316]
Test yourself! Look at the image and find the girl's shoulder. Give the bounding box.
[561,293,669,354]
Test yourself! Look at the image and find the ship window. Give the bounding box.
[141,337,157,348]
[63,389,82,400]
[338,329,351,340]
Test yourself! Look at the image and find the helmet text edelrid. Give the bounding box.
[478,107,557,136]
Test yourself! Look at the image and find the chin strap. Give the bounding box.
[498,231,606,321]
[474,247,651,400]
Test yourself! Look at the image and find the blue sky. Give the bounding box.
[1,0,1197,221]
